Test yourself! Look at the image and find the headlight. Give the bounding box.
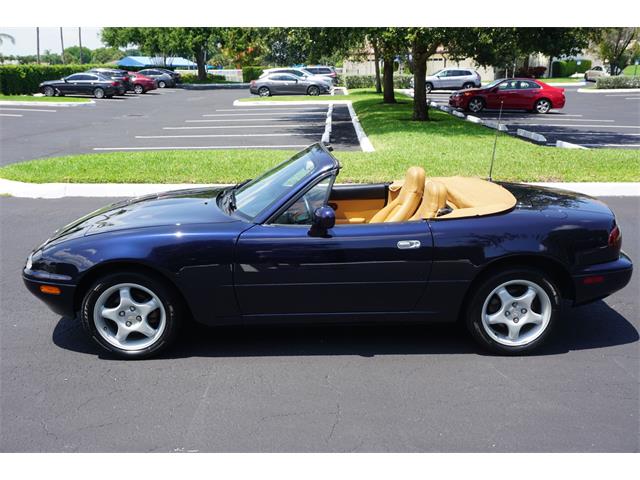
[26,253,33,270]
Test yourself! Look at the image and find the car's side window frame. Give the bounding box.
[265,172,336,227]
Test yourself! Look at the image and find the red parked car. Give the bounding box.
[128,72,158,94]
[449,78,565,114]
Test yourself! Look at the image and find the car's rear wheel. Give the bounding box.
[462,82,475,89]
[425,82,433,93]
[158,80,166,88]
[80,272,182,359]
[43,86,55,97]
[467,97,485,113]
[258,86,270,97]
[465,267,560,354]
[307,85,320,96]
[134,84,144,94]
[93,88,105,99]
[534,98,552,114]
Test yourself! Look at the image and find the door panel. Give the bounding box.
[234,222,433,316]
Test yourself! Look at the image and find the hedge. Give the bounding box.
[180,73,228,84]
[0,64,115,94]
[550,59,592,78]
[344,74,412,89]
[596,75,640,89]
[242,66,266,82]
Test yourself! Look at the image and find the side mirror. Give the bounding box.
[309,206,335,237]
[490,87,498,93]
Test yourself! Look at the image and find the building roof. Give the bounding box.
[117,56,197,68]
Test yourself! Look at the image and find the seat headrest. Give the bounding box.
[398,166,426,200]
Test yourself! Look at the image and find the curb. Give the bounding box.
[2,178,638,199]
[0,100,95,107]
[322,104,333,145]
[516,128,547,143]
[556,140,589,150]
[577,87,640,93]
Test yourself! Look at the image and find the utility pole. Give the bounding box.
[60,28,65,64]
[36,27,41,64]
[78,27,83,64]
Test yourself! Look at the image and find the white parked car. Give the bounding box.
[260,68,333,88]
[410,68,482,93]
[584,65,610,82]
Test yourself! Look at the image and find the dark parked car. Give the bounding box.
[23,143,632,359]
[137,69,176,88]
[250,73,331,96]
[39,73,118,99]
[449,78,566,114]
[153,67,182,83]
[87,68,133,95]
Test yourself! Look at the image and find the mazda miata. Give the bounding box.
[23,143,633,358]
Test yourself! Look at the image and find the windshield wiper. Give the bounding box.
[224,178,251,213]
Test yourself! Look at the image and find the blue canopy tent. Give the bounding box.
[117,56,198,69]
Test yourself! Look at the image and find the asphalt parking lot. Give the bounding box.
[0,195,637,452]
[428,85,640,149]
[0,89,360,166]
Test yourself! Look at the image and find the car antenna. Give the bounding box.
[488,100,504,182]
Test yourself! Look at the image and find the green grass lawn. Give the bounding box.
[1,89,638,183]
[0,94,91,103]
[622,65,640,76]
[539,77,585,83]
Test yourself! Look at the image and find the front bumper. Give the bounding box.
[23,272,77,317]
[572,252,633,305]
[448,96,466,108]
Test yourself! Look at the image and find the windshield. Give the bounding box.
[231,144,335,220]
[483,79,503,89]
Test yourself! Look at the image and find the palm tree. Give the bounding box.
[0,33,16,46]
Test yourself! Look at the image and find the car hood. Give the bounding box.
[43,187,236,247]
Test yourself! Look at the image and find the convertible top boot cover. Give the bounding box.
[370,166,426,223]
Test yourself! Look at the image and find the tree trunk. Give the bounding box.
[196,48,207,81]
[412,53,429,121]
[372,38,382,94]
[382,55,395,104]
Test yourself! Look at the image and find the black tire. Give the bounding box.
[465,267,560,355]
[158,80,166,88]
[425,82,433,93]
[467,96,485,113]
[93,87,105,99]
[307,85,320,96]
[43,86,55,97]
[534,98,552,114]
[462,82,475,89]
[258,86,270,97]
[80,271,182,359]
[134,84,145,94]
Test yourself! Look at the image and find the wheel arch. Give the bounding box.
[73,260,194,321]
[535,96,553,108]
[457,254,574,322]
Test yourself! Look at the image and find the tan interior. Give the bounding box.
[369,166,426,223]
[332,198,386,224]
[388,174,517,220]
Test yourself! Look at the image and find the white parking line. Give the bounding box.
[625,97,640,100]
[164,124,325,130]
[0,113,23,117]
[507,124,640,129]
[579,144,640,147]
[93,144,309,151]
[0,107,57,113]
[605,94,640,97]
[504,118,614,122]
[533,131,640,136]
[136,133,320,139]
[202,112,327,117]
[480,113,583,117]
[186,118,323,123]
[216,108,327,112]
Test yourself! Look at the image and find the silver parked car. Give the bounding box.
[410,68,481,93]
[260,68,333,88]
[250,73,332,97]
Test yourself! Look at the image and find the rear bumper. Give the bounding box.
[572,252,633,306]
[23,273,77,317]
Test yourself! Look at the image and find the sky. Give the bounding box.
[0,27,106,56]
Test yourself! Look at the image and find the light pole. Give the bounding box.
[60,28,65,64]
[78,27,83,64]
[36,27,41,64]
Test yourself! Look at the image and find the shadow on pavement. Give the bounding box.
[52,300,638,360]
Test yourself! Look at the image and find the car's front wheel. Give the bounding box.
[258,86,270,97]
[465,267,560,354]
[467,97,485,113]
[80,272,182,359]
[43,86,55,97]
[307,85,320,96]
[158,80,166,88]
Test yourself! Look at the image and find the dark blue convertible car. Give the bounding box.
[23,143,632,358]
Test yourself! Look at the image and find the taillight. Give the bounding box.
[608,225,621,250]
[112,81,119,86]
[250,80,256,86]
[123,76,129,81]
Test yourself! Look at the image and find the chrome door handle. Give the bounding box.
[397,240,421,250]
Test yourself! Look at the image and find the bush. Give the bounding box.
[576,60,592,73]
[242,66,265,82]
[344,74,412,89]
[0,64,114,94]
[596,75,640,89]
[180,73,228,84]
[550,59,591,78]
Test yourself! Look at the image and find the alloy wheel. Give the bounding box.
[468,98,484,113]
[43,86,55,97]
[93,283,167,351]
[536,99,551,114]
[480,279,552,347]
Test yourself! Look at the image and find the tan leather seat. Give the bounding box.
[370,166,425,223]
[410,181,448,220]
